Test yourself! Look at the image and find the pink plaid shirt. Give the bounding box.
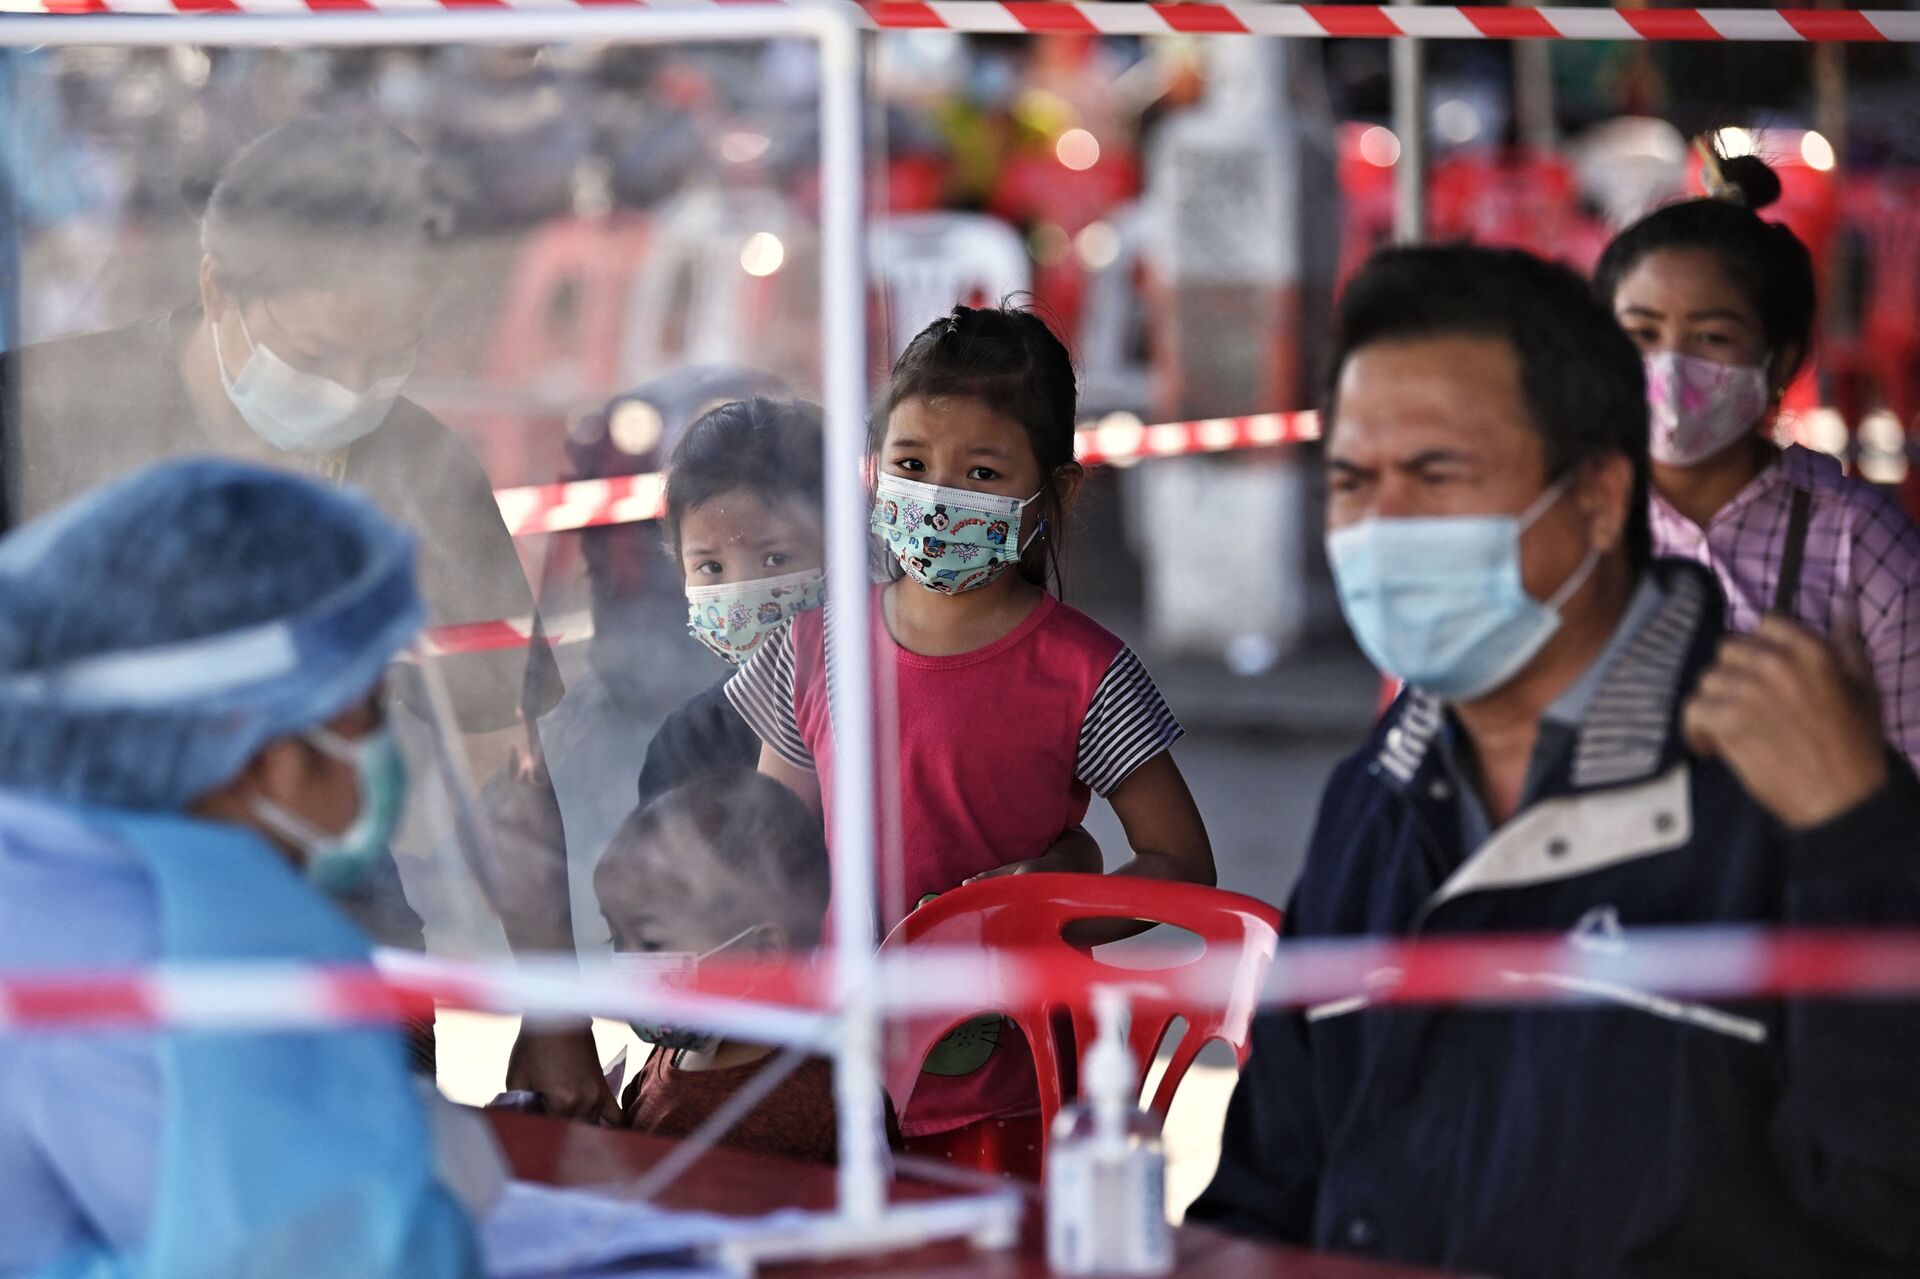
[1651,444,1920,771]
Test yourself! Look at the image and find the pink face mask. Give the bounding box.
[1643,350,1772,467]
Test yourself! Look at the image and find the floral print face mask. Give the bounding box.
[1644,350,1772,467]
[685,567,826,664]
[870,473,1043,596]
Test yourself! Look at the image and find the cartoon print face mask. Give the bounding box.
[1643,350,1772,466]
[685,568,826,664]
[871,473,1043,595]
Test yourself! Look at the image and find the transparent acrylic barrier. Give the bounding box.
[0,11,915,1258]
[4,34,856,917]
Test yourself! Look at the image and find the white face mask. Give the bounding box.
[609,926,760,1053]
[1643,350,1772,467]
[212,310,412,454]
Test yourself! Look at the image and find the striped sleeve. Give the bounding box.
[1074,646,1184,797]
[723,620,814,772]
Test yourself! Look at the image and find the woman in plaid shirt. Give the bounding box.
[1597,150,1920,771]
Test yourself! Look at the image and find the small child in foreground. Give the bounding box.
[594,767,899,1163]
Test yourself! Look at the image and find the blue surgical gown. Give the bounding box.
[0,789,479,1278]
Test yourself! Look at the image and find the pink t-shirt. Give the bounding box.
[727,587,1183,1135]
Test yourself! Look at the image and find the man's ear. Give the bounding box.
[1579,454,1636,556]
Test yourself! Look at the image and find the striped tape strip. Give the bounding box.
[7,928,1920,1035]
[416,609,593,659]
[493,410,1320,539]
[10,2,1920,41]
[436,401,1874,657]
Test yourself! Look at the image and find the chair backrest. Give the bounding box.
[619,188,806,381]
[878,872,1282,1157]
[872,213,1032,359]
[487,215,654,397]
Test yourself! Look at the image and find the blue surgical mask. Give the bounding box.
[1326,477,1599,702]
[250,725,408,893]
[685,567,826,665]
[212,311,411,454]
[871,473,1045,595]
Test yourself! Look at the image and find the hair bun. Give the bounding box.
[1716,154,1783,212]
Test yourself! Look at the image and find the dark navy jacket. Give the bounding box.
[1189,562,1920,1277]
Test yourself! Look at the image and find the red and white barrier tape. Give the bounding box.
[7,928,1920,1035]
[432,402,1882,657]
[491,410,1320,539]
[414,411,1316,655]
[494,473,668,541]
[416,609,592,659]
[12,2,1920,43]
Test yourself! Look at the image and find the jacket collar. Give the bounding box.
[1374,561,1715,796]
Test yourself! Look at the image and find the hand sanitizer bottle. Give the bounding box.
[1045,987,1173,1275]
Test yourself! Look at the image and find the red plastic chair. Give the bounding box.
[1430,148,1606,271]
[878,873,1282,1168]
[466,214,654,485]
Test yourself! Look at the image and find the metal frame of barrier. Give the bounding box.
[0,7,961,1269]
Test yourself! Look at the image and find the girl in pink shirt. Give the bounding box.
[727,304,1214,1173]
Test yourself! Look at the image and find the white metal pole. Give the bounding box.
[1391,1,1427,243]
[812,4,888,1227]
[1513,22,1557,154]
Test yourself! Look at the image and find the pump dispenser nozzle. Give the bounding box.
[1046,985,1173,1275]
[1086,985,1136,1151]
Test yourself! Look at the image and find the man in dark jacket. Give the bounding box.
[1187,246,1920,1277]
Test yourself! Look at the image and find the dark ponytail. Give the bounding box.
[1594,147,1816,380]
[873,302,1079,593]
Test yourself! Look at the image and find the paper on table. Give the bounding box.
[482,1179,737,1278]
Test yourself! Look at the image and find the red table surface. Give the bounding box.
[485,1110,1457,1278]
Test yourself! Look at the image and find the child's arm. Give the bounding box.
[1105,752,1214,887]
[1070,751,1215,946]
[965,825,1105,882]
[758,741,823,815]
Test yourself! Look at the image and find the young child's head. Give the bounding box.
[664,397,828,663]
[594,767,830,958]
[870,304,1082,595]
[573,368,787,604]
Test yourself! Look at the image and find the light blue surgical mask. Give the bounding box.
[685,567,826,665]
[251,725,408,893]
[871,473,1045,595]
[212,311,411,454]
[1325,477,1599,702]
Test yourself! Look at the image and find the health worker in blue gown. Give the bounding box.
[0,458,479,1278]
